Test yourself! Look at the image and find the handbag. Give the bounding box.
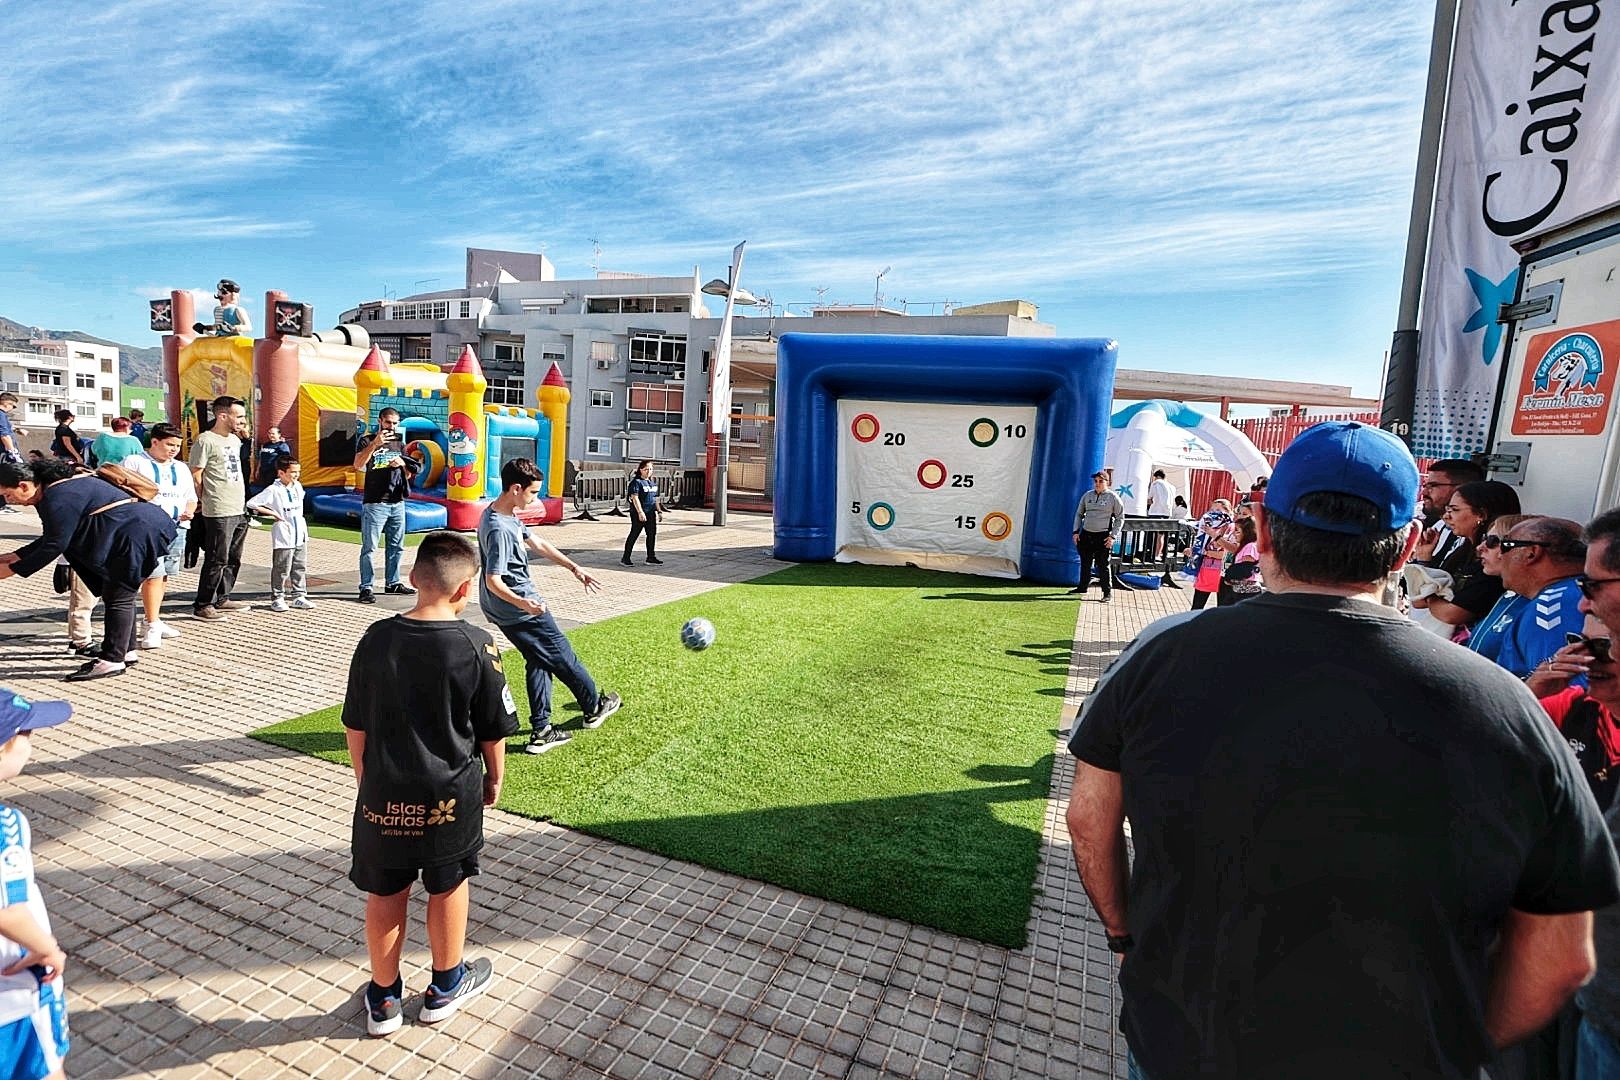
[1224,559,1263,595]
[93,463,159,502]
[1195,561,1223,592]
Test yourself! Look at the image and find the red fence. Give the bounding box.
[1186,411,1382,514]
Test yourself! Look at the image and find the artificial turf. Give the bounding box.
[250,562,1075,946]
[304,523,426,547]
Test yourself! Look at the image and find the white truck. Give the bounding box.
[1482,200,1620,521]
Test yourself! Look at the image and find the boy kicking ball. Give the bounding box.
[342,532,520,1035]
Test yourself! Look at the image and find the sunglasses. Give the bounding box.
[1578,574,1620,600]
[1565,632,1614,663]
[1480,536,1541,552]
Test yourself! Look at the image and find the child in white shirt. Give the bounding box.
[245,457,312,612]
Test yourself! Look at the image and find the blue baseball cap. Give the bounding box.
[1263,421,1419,535]
[0,690,73,744]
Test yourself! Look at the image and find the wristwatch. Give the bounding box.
[1106,932,1135,954]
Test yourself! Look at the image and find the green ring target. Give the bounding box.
[981,512,1013,541]
[967,418,999,447]
[866,502,896,530]
[916,459,947,489]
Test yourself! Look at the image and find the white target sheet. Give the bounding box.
[835,399,1037,579]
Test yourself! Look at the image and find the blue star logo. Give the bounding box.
[1115,484,1134,499]
[1182,438,1203,453]
[1461,267,1519,366]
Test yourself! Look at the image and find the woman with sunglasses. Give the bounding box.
[1466,514,1539,663]
[1410,480,1522,641]
[1528,614,1620,806]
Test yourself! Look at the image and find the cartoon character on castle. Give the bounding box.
[447,412,480,489]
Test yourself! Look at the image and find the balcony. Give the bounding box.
[1,379,68,401]
[0,349,69,370]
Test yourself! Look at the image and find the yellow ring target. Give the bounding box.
[981,512,1013,541]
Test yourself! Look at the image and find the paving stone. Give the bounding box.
[0,506,1148,1077]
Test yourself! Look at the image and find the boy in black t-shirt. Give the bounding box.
[342,531,520,1036]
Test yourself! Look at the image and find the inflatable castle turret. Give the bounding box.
[537,361,570,498]
[445,347,489,530]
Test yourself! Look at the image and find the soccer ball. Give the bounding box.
[680,617,716,651]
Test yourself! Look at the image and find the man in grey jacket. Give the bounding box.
[1070,470,1123,601]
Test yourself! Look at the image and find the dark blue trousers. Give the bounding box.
[495,612,600,733]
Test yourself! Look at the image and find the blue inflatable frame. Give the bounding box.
[772,333,1118,585]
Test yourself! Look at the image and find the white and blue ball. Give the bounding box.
[680,617,716,651]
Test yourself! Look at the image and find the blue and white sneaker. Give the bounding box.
[365,985,403,1037]
[419,958,493,1024]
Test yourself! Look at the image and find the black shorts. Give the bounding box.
[350,853,480,897]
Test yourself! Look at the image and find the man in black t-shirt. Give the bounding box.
[354,407,421,603]
[1066,421,1620,1080]
[342,531,519,1036]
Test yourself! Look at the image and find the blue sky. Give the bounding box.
[0,1,1431,397]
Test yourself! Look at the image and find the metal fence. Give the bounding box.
[1110,517,1194,590]
[569,462,706,520]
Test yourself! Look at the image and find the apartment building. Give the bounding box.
[0,337,121,438]
[340,248,1051,484]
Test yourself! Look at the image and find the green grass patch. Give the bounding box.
[305,523,426,547]
[251,563,1075,946]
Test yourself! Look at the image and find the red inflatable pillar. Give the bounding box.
[254,289,301,448]
[162,289,197,438]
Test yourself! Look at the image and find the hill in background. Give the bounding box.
[0,313,164,387]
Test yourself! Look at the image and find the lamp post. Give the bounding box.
[701,242,757,526]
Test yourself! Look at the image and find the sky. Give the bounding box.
[0,0,1433,398]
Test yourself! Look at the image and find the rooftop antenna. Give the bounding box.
[813,286,829,309]
[875,266,891,308]
[589,239,602,275]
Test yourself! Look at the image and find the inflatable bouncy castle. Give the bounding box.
[150,288,568,530]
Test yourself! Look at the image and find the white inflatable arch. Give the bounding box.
[1104,400,1271,514]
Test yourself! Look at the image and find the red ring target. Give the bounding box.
[981,512,1013,541]
[916,459,947,489]
[851,413,880,442]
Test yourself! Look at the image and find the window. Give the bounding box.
[458,301,472,319]
[590,341,616,363]
[74,372,95,389]
[586,437,609,455]
[492,341,524,364]
[74,402,96,418]
[628,334,687,379]
[25,369,62,386]
[702,350,711,372]
[26,401,53,419]
[487,377,526,407]
[386,300,450,320]
[699,402,708,424]
[100,359,113,374]
[101,387,114,401]
[590,390,613,408]
[404,338,434,360]
[497,437,537,473]
[542,346,565,363]
[627,383,683,427]
[73,351,95,362]
[102,414,114,427]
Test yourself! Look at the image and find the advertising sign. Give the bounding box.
[1511,319,1620,436]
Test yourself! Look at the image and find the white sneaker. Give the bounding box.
[269,598,289,612]
[123,651,141,664]
[142,624,165,649]
[158,621,181,639]
[289,596,315,610]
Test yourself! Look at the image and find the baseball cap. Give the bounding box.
[0,690,73,744]
[1263,421,1419,535]
[1091,469,1109,479]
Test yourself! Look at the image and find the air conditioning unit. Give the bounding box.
[595,358,613,370]
[672,368,685,380]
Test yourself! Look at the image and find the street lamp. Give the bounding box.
[700,243,757,525]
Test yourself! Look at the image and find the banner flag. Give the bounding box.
[1414,0,1620,458]
[710,241,747,436]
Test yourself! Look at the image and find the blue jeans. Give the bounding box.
[496,613,600,733]
[1578,1016,1620,1079]
[358,501,406,590]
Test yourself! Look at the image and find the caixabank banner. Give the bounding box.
[1511,319,1620,436]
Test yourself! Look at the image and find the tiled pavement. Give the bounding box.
[0,506,1194,1078]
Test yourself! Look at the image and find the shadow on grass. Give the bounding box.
[571,755,1056,949]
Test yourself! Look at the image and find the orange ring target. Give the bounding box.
[916,459,947,489]
[851,413,880,442]
[981,512,1013,541]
